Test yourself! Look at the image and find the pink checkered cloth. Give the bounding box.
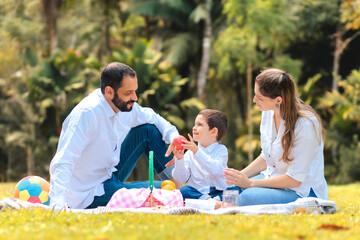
[106,188,184,208]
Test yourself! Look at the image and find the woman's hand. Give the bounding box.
[182,133,199,154]
[223,168,253,189]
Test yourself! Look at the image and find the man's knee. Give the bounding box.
[135,124,161,139]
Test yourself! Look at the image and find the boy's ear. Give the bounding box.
[211,127,218,139]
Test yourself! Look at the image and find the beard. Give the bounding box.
[112,92,135,112]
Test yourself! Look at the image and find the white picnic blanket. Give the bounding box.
[0,197,337,215]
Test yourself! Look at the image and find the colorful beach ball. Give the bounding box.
[14,176,50,205]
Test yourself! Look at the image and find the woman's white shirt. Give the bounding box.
[260,110,328,199]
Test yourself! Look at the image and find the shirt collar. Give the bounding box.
[199,141,219,153]
[96,88,117,118]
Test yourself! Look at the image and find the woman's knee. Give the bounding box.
[238,188,262,206]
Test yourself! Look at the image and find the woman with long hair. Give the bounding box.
[223,68,327,206]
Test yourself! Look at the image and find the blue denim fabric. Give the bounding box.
[180,185,223,200]
[225,174,317,206]
[86,124,174,209]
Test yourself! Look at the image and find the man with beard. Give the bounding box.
[49,62,181,209]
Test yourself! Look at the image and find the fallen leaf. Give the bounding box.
[317,224,349,231]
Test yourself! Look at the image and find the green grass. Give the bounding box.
[1,183,360,240]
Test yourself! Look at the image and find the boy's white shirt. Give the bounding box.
[172,142,228,194]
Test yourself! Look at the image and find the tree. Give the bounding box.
[40,0,63,55]
[196,0,212,101]
[318,69,360,183]
[212,0,302,163]
[130,0,224,102]
[332,0,360,91]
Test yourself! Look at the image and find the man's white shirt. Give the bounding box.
[49,89,179,209]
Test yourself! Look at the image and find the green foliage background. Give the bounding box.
[0,0,360,184]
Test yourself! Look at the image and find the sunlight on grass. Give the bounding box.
[0,183,15,200]
[1,183,360,239]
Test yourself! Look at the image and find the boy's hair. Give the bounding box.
[199,109,228,141]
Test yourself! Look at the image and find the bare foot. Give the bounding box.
[207,198,222,209]
[207,199,235,209]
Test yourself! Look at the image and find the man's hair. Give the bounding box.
[100,62,136,94]
[199,109,228,141]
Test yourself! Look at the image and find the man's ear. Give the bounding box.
[104,86,115,100]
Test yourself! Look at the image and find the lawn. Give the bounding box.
[1,183,360,240]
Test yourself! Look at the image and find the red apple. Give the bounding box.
[172,136,187,150]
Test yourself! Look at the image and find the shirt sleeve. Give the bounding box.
[49,109,97,208]
[286,117,322,183]
[131,103,179,144]
[193,145,228,176]
[172,153,191,183]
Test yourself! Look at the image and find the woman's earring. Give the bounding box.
[275,104,279,108]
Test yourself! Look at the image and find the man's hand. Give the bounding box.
[165,157,175,167]
[165,143,175,158]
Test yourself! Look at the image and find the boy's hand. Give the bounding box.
[173,147,184,160]
[165,136,186,157]
[182,133,199,154]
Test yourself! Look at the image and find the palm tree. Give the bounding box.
[1,73,38,177]
[131,0,224,101]
[40,0,64,55]
[318,69,360,183]
[331,0,360,91]
[196,0,212,101]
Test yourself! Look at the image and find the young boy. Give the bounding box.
[171,109,228,200]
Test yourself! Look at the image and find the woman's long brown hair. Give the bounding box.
[255,68,325,164]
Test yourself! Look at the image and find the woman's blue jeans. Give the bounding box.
[86,124,174,208]
[226,174,317,206]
